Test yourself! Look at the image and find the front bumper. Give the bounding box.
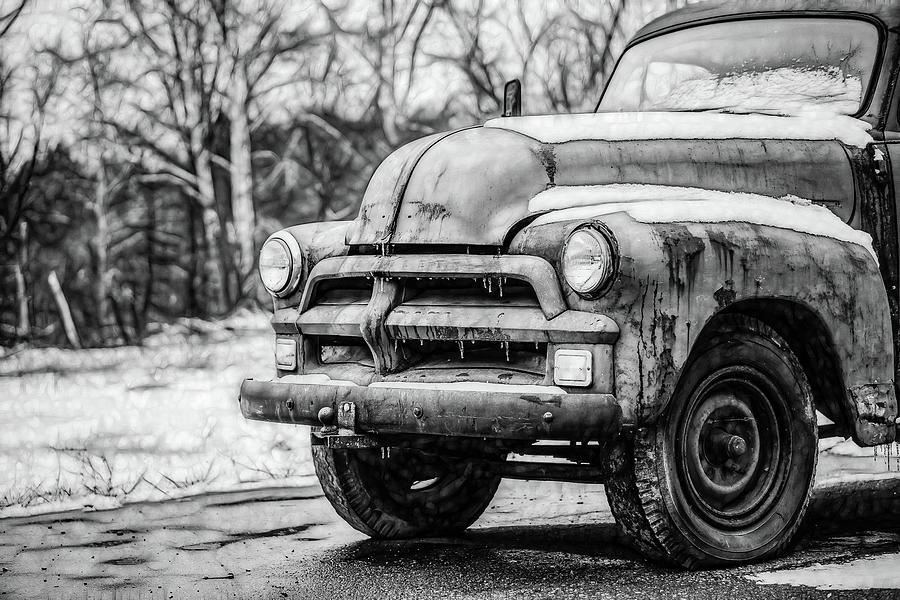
[239,376,625,442]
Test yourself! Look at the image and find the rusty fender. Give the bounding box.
[239,378,624,442]
[269,221,352,310]
[510,213,897,446]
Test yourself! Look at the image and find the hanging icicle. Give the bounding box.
[458,340,465,359]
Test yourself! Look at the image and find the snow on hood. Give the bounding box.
[484,111,874,148]
[529,183,877,262]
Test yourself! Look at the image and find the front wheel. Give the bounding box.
[312,438,503,538]
[607,315,818,568]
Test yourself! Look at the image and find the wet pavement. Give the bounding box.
[2,453,900,599]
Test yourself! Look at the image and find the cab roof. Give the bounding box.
[635,1,900,41]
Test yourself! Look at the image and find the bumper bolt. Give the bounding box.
[413,406,424,419]
[542,411,554,424]
[318,406,335,425]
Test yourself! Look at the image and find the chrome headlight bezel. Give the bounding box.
[561,222,619,299]
[259,232,304,297]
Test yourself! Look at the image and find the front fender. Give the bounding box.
[510,211,895,444]
[272,221,351,309]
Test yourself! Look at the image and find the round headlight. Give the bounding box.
[259,233,302,297]
[562,224,617,298]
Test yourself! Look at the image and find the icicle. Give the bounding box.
[482,276,487,289]
[458,340,465,359]
[498,277,504,298]
[419,339,424,347]
[488,277,492,293]
[394,339,398,351]
[503,340,510,362]
[889,443,893,473]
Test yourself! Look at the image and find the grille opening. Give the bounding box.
[410,339,547,375]
[319,337,372,366]
[318,336,546,375]
[311,276,539,309]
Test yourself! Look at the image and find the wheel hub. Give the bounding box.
[712,430,748,459]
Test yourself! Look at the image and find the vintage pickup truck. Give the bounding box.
[240,0,900,568]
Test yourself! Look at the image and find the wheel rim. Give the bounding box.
[677,365,791,531]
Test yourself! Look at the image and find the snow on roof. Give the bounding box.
[529,183,877,261]
[483,111,873,148]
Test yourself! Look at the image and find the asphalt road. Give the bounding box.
[2,453,900,600]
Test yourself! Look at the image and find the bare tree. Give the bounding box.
[1,0,65,341]
[77,0,328,310]
[425,0,635,117]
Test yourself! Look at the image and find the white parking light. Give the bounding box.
[275,338,297,370]
[553,349,593,387]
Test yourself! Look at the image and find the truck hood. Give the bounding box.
[345,112,871,247]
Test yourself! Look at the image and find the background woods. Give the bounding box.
[0,0,680,348]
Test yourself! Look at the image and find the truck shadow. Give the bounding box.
[334,475,900,574]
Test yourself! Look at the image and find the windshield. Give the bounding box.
[598,17,879,116]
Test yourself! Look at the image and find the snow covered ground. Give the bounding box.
[1,313,898,519]
[0,311,316,518]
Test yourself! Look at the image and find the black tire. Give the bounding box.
[606,315,818,568]
[312,439,502,538]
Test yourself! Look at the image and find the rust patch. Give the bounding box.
[412,201,450,221]
[714,280,736,309]
[850,383,896,425]
[654,312,678,407]
[660,225,705,308]
[632,275,679,419]
[708,231,739,278]
[519,394,562,406]
[535,144,557,186]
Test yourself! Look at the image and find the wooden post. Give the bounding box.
[47,270,81,349]
[14,221,30,338]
